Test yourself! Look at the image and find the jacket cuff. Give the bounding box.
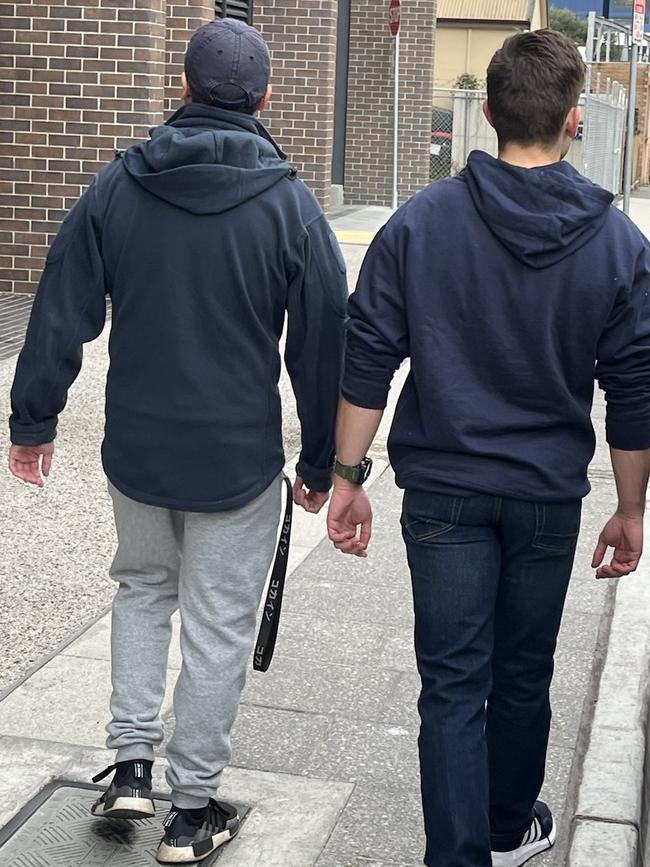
[342,352,392,410]
[606,418,650,450]
[9,418,57,446]
[296,459,333,492]
[341,382,389,411]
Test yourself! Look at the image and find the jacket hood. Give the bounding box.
[463,150,613,268]
[122,104,293,214]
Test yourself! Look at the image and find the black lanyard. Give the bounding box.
[253,474,293,672]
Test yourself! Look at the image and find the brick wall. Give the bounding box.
[165,0,212,116]
[0,0,340,294]
[255,0,338,211]
[398,0,436,202]
[0,0,438,293]
[591,62,649,186]
[0,0,166,293]
[345,0,436,206]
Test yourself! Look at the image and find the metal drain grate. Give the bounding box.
[0,783,248,866]
[0,292,34,362]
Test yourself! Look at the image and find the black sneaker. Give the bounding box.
[90,759,155,820]
[156,799,240,864]
[491,801,556,867]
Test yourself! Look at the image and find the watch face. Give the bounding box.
[360,457,373,483]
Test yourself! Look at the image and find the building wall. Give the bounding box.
[345,0,437,206]
[0,0,341,294]
[434,25,521,88]
[255,0,338,211]
[165,0,213,116]
[531,0,548,30]
[0,0,435,292]
[0,0,166,294]
[433,0,547,91]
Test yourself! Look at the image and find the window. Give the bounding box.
[215,0,253,24]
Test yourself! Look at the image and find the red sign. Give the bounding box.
[389,0,400,36]
[633,0,646,45]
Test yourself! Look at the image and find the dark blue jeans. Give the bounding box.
[401,491,581,867]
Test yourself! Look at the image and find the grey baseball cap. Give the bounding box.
[184,19,271,113]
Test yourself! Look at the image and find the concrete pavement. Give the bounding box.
[0,198,645,866]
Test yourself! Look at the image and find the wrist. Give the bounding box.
[616,502,645,520]
[333,475,364,493]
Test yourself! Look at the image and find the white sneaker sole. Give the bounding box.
[91,796,156,820]
[156,825,238,864]
[491,818,556,867]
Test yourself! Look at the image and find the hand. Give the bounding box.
[9,442,55,488]
[327,480,372,557]
[293,477,329,514]
[592,510,644,579]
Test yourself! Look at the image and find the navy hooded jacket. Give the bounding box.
[343,151,650,502]
[10,104,348,511]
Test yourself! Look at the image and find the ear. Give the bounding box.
[565,105,581,140]
[257,84,272,114]
[483,99,495,129]
[181,71,191,102]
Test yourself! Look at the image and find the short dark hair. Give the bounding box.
[487,30,586,148]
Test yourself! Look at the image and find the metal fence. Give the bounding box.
[430,83,626,196]
[583,75,626,195]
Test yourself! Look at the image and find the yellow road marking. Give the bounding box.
[334,230,377,246]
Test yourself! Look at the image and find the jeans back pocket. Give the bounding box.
[401,494,464,543]
[532,502,582,554]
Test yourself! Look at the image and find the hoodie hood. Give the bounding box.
[463,150,613,269]
[122,103,293,214]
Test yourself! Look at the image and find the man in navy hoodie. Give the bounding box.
[328,30,650,867]
[8,19,346,864]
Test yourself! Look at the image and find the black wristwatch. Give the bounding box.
[334,457,373,485]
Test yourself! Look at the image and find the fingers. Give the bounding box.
[608,556,641,576]
[294,479,331,514]
[328,524,356,543]
[596,557,641,579]
[596,563,626,579]
[329,524,369,557]
[329,532,356,545]
[359,517,372,549]
[9,457,43,487]
[328,527,366,555]
[591,537,607,569]
[292,480,307,509]
[333,537,368,557]
[42,452,53,477]
[305,492,329,514]
[327,489,372,557]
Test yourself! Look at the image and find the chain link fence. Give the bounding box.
[430,84,626,196]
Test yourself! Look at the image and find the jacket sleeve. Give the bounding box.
[596,241,650,450]
[342,225,409,410]
[9,181,107,446]
[284,214,348,492]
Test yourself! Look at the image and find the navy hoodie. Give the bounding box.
[343,151,650,501]
[10,105,348,511]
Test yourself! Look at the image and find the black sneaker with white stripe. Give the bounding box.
[156,799,240,864]
[491,801,556,867]
[90,759,155,820]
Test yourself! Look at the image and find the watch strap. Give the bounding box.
[334,457,373,485]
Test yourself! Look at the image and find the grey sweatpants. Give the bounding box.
[105,476,282,808]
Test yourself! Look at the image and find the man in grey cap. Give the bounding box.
[8,18,347,864]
